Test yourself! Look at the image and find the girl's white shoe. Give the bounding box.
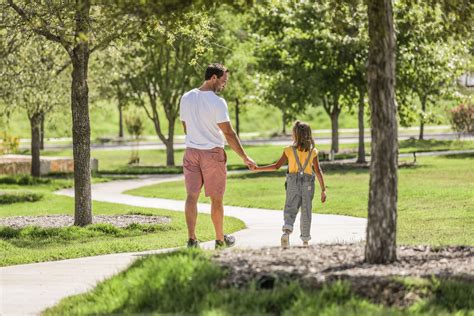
[281,233,290,248]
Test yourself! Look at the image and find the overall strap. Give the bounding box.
[292,146,314,174]
[291,146,303,174]
[292,146,314,175]
[301,146,315,175]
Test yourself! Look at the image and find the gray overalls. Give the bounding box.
[283,146,315,242]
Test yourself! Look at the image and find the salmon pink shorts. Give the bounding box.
[183,147,227,198]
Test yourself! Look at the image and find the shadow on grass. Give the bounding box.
[444,153,474,159]
[399,139,455,150]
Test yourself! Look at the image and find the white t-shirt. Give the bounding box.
[179,88,230,150]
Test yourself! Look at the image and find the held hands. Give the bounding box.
[244,156,257,170]
[321,191,327,203]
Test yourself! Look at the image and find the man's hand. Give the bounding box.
[321,191,327,203]
[244,156,257,170]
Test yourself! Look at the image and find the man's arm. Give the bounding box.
[217,121,256,169]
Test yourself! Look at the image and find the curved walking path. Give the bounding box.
[1,173,366,315]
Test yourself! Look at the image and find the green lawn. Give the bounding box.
[5,94,457,140]
[0,176,245,266]
[37,139,474,174]
[4,101,364,140]
[44,249,473,315]
[126,154,474,246]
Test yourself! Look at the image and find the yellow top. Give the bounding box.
[284,146,318,175]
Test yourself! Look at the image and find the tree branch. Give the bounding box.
[7,0,71,50]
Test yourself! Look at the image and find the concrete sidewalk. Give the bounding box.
[1,174,366,315]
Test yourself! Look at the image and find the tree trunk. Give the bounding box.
[235,98,240,137]
[330,105,341,154]
[71,0,92,227]
[40,113,45,150]
[166,119,175,166]
[357,88,366,163]
[365,0,398,264]
[118,102,124,138]
[29,113,42,177]
[330,112,340,154]
[282,111,286,135]
[419,96,426,140]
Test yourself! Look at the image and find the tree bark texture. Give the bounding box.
[282,111,287,135]
[323,95,341,154]
[40,113,45,150]
[166,119,175,166]
[29,113,42,177]
[118,102,124,138]
[70,0,92,226]
[330,111,340,154]
[357,87,366,163]
[419,95,426,140]
[365,0,399,264]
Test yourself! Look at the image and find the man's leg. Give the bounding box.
[185,192,200,240]
[210,195,224,241]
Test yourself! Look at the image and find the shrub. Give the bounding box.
[449,104,474,135]
[0,191,44,204]
[0,132,20,154]
[0,175,51,185]
[125,113,144,166]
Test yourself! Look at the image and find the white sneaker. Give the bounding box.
[281,233,290,248]
[303,241,309,247]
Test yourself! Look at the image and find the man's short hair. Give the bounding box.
[204,63,228,80]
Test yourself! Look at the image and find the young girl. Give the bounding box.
[253,121,326,247]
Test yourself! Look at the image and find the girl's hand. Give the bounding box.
[321,191,327,203]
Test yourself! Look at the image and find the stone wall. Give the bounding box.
[0,155,98,176]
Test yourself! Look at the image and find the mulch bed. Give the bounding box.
[213,244,473,307]
[0,214,170,229]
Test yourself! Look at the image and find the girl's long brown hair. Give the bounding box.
[292,120,315,152]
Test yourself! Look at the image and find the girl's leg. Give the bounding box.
[283,193,301,233]
[300,181,315,243]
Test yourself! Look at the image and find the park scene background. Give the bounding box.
[0,0,473,315]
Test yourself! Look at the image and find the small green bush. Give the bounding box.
[0,222,174,241]
[0,175,51,185]
[0,191,44,204]
[449,104,473,135]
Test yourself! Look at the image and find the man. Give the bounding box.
[179,63,256,249]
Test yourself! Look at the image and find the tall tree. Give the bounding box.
[394,0,472,139]
[365,0,398,264]
[253,1,368,152]
[395,1,469,139]
[4,1,125,225]
[251,2,310,135]
[123,12,210,166]
[92,46,135,139]
[1,36,68,177]
[212,5,258,137]
[2,1,186,225]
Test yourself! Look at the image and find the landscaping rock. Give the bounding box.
[0,214,170,229]
[212,244,473,307]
